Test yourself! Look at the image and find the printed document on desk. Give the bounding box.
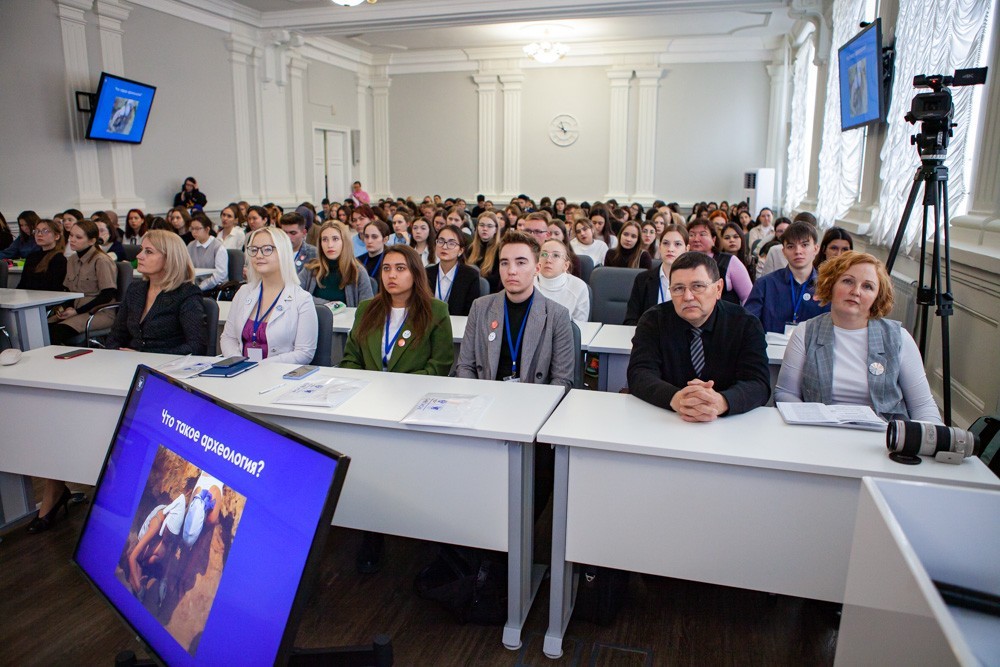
[401,393,494,428]
[777,402,887,431]
[273,377,368,408]
[157,355,213,379]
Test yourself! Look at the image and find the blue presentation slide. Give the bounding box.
[839,26,881,130]
[87,74,156,143]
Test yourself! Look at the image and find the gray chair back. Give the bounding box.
[202,298,220,356]
[311,304,334,366]
[589,266,644,324]
[226,248,245,283]
[571,320,583,389]
[116,261,134,298]
[651,258,662,274]
[369,276,378,294]
[478,277,490,297]
[121,244,141,262]
[578,254,595,285]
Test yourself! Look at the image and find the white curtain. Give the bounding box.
[785,38,815,213]
[815,0,868,228]
[870,0,992,249]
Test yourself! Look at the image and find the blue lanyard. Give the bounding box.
[368,253,383,278]
[788,270,814,323]
[504,293,534,377]
[436,266,455,302]
[382,310,408,371]
[252,284,283,343]
[658,278,667,304]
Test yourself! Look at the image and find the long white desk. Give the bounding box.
[535,390,1000,658]
[0,288,83,350]
[588,323,784,392]
[0,346,565,650]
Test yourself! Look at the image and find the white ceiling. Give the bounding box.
[228,0,799,56]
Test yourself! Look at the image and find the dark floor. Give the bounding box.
[0,481,838,666]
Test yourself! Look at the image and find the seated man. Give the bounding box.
[279,212,317,274]
[628,251,770,421]
[744,221,829,333]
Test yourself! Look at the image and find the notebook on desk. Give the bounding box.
[198,359,258,378]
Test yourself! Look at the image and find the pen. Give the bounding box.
[258,383,286,395]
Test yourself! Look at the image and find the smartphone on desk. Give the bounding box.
[283,365,319,380]
[55,349,93,360]
[212,355,247,368]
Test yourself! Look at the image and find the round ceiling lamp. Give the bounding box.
[523,41,570,64]
[331,0,376,6]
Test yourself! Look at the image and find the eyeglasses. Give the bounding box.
[688,231,713,239]
[247,245,276,257]
[435,239,460,249]
[669,282,714,297]
[540,251,565,260]
[477,223,496,229]
[525,229,550,237]
[33,228,53,236]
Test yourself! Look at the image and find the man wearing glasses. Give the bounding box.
[628,251,770,421]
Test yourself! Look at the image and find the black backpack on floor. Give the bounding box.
[414,545,507,625]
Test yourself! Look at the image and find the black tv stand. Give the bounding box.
[115,634,393,667]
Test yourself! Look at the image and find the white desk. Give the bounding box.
[535,391,1000,658]
[0,288,83,350]
[588,323,784,392]
[0,346,566,650]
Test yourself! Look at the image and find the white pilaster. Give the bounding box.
[226,36,256,202]
[499,73,524,200]
[765,42,791,215]
[260,44,294,205]
[371,71,391,200]
[56,0,109,212]
[633,68,663,201]
[252,46,268,202]
[288,54,311,202]
[473,73,499,199]
[606,68,632,201]
[355,73,371,190]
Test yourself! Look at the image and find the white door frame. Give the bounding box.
[312,122,353,205]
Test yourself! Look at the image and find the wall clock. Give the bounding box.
[549,114,580,147]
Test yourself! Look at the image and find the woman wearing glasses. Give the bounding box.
[534,239,590,324]
[220,227,318,364]
[424,224,481,316]
[466,211,502,292]
[17,218,67,291]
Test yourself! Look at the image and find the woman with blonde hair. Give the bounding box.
[106,230,207,354]
[299,220,373,306]
[466,210,502,292]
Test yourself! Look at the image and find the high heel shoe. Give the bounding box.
[26,485,72,534]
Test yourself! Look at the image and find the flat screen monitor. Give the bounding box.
[86,72,156,144]
[74,366,349,666]
[838,19,886,131]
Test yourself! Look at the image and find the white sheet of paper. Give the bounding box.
[273,377,369,408]
[400,393,494,429]
[157,356,214,379]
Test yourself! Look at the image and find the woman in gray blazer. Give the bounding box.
[298,220,373,306]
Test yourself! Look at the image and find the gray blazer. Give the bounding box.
[298,264,373,307]
[455,291,574,389]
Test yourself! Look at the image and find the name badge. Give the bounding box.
[503,375,520,383]
[783,323,798,335]
[247,347,264,362]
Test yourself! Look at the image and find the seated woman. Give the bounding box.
[122,208,147,245]
[387,209,411,246]
[60,208,83,256]
[246,205,270,235]
[589,206,617,249]
[467,211,501,292]
[48,219,118,346]
[687,219,752,305]
[218,204,246,251]
[425,224,481,316]
[187,213,228,293]
[624,224,688,325]
[0,210,40,260]
[93,212,126,261]
[106,230,207,354]
[604,221,653,269]
[167,207,194,245]
[570,217,610,268]
[17,218,67,292]
[775,251,942,423]
[220,227,318,364]
[535,239,590,324]
[815,226,853,270]
[547,218,582,279]
[358,219,390,290]
[299,220,373,306]
[341,243,454,574]
[639,220,660,260]
[720,221,751,272]
[409,216,435,267]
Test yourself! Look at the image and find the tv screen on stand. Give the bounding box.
[73,366,349,666]
[86,72,156,144]
[838,19,886,131]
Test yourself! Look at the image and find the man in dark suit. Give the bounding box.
[628,251,770,421]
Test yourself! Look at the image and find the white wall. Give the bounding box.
[654,62,770,205]
[0,0,80,218]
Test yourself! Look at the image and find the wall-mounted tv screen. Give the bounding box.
[838,19,886,131]
[74,366,349,666]
[86,72,156,144]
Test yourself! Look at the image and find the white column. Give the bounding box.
[93,0,144,213]
[355,74,371,190]
[252,46,268,202]
[288,54,310,202]
[56,0,109,212]
[605,68,632,200]
[500,73,524,199]
[764,43,791,215]
[259,43,293,205]
[371,72,391,200]
[473,74,499,199]
[633,68,663,201]
[226,37,256,202]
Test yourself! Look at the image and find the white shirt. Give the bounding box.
[570,238,610,267]
[381,307,407,366]
[219,226,246,251]
[657,264,672,304]
[535,272,590,324]
[748,224,774,254]
[435,263,457,302]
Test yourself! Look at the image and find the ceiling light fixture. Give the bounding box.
[331,0,376,7]
[523,41,569,64]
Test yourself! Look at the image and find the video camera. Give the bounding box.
[906,67,987,157]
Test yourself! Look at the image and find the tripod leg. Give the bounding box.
[938,179,953,426]
[916,198,932,358]
[885,167,924,273]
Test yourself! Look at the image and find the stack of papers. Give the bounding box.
[776,402,887,431]
[765,332,791,346]
[157,356,213,379]
[401,393,494,429]
[273,377,368,408]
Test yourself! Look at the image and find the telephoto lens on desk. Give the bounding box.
[886,420,979,464]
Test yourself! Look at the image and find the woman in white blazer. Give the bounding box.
[220,227,318,365]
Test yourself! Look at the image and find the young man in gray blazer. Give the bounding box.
[455,230,575,388]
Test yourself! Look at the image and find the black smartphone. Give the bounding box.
[212,355,247,368]
[54,349,93,360]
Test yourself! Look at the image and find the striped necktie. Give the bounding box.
[690,327,706,379]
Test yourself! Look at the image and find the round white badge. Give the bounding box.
[803,293,811,301]
[488,332,497,342]
[869,362,885,376]
[402,330,411,339]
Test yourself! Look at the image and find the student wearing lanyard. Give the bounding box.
[424,224,482,316]
[340,244,453,573]
[358,219,389,291]
[219,227,318,364]
[744,221,829,334]
[624,224,689,325]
